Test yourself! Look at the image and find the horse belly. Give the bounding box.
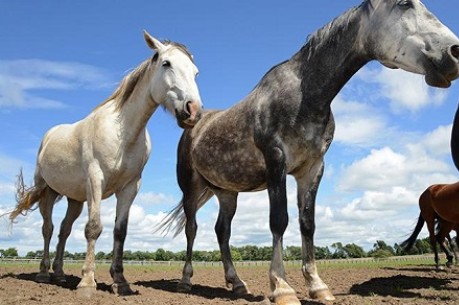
[193,141,267,192]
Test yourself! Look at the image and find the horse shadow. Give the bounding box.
[2,272,113,293]
[134,278,268,303]
[134,278,327,305]
[345,274,458,300]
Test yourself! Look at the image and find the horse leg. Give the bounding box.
[295,161,334,301]
[440,236,455,268]
[36,187,59,283]
[110,180,139,296]
[173,168,212,293]
[77,170,103,297]
[52,198,83,283]
[425,217,441,270]
[262,146,299,305]
[213,190,249,296]
[453,232,459,265]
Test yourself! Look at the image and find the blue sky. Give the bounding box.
[1,0,459,256]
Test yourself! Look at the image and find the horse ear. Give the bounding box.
[143,30,166,53]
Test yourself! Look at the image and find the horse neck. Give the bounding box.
[115,71,158,144]
[292,4,369,118]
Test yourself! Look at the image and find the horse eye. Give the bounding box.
[397,0,413,8]
[162,60,171,67]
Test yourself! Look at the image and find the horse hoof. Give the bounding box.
[112,283,138,296]
[52,274,67,283]
[35,273,51,283]
[76,286,97,298]
[177,282,192,293]
[233,283,251,296]
[309,288,335,301]
[274,293,301,305]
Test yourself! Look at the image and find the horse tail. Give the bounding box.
[9,169,47,222]
[155,188,214,238]
[400,213,425,252]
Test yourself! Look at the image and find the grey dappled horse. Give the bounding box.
[9,32,202,297]
[160,1,459,304]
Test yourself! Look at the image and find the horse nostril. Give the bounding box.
[185,101,192,116]
[451,45,459,60]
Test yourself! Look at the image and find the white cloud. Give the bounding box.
[134,191,176,206]
[357,67,448,113]
[332,96,389,147]
[0,59,113,109]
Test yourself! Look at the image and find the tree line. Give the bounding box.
[0,237,439,261]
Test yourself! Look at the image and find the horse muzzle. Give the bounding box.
[424,44,459,88]
[176,100,202,128]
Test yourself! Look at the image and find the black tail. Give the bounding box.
[400,213,425,252]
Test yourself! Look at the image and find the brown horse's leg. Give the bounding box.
[213,189,249,295]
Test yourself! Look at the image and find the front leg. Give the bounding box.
[77,170,104,298]
[263,146,300,305]
[110,179,141,296]
[295,161,334,301]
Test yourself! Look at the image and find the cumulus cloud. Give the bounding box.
[332,96,390,147]
[0,59,113,109]
[357,66,448,113]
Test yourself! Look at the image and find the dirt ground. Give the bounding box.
[1,261,459,305]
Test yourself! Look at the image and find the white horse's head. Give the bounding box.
[361,0,459,88]
[144,31,203,128]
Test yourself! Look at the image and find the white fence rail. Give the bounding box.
[0,254,435,267]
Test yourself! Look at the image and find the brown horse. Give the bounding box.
[402,183,459,270]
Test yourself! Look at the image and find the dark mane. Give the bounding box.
[96,40,194,111]
[299,3,364,61]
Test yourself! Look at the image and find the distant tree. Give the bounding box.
[370,249,393,258]
[284,246,302,260]
[3,247,19,257]
[315,246,332,260]
[95,251,106,260]
[368,240,394,257]
[239,245,259,261]
[331,242,347,259]
[25,251,36,258]
[416,238,432,254]
[230,246,242,261]
[209,250,221,261]
[175,250,186,261]
[343,243,366,258]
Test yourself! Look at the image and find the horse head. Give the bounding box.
[144,31,203,128]
[361,0,459,88]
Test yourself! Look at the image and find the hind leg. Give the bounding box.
[36,187,59,283]
[425,218,441,270]
[178,177,212,293]
[52,198,83,282]
[213,190,249,296]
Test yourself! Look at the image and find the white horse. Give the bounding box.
[9,31,202,297]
